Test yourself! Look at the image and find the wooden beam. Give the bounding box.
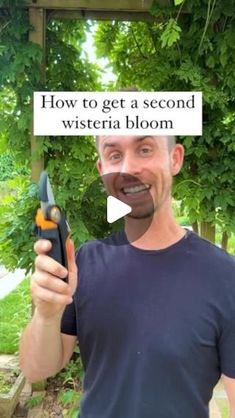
[48,10,160,22]
[29,8,46,62]
[29,7,46,182]
[26,0,156,11]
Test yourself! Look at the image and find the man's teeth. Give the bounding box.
[123,184,150,194]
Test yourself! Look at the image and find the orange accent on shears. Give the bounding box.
[35,208,57,230]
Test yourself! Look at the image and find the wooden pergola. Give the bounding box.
[2,0,173,181]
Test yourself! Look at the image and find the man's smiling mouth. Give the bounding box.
[122,184,151,195]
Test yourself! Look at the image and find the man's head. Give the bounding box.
[95,135,184,219]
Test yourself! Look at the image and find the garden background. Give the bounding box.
[0,0,235,416]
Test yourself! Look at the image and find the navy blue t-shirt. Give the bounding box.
[61,230,235,418]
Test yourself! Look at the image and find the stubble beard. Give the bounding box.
[127,182,172,220]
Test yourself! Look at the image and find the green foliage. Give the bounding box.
[0,1,103,270]
[216,399,230,418]
[0,278,31,354]
[174,0,184,5]
[0,371,12,394]
[58,389,81,418]
[0,1,42,161]
[57,350,83,417]
[95,1,235,241]
[59,355,84,389]
[0,154,15,181]
[24,394,45,409]
[228,234,235,255]
[0,176,39,272]
[160,18,182,48]
[0,369,20,394]
[0,152,29,181]
[0,1,43,270]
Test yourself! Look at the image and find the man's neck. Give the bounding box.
[125,205,186,251]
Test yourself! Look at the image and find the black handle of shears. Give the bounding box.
[35,210,70,282]
[34,171,71,282]
[39,225,66,267]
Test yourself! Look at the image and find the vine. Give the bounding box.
[95,0,235,247]
[0,0,102,270]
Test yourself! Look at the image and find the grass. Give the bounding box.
[24,393,45,409]
[216,399,230,418]
[213,380,229,418]
[0,278,31,354]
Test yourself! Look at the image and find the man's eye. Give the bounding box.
[139,147,152,155]
[109,153,121,161]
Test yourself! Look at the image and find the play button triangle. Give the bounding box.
[107,196,132,224]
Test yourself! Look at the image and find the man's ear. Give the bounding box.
[170,144,184,176]
[96,159,103,176]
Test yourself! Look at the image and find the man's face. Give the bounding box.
[96,136,184,219]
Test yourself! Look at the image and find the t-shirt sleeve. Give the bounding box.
[60,298,77,336]
[219,308,235,378]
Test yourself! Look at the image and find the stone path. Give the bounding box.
[0,354,19,369]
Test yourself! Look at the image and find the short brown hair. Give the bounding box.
[95,135,176,151]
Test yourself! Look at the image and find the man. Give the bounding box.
[20,135,235,418]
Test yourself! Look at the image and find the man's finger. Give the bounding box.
[66,239,78,289]
[66,239,76,274]
[35,254,68,279]
[34,239,52,255]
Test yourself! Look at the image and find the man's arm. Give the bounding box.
[19,310,77,382]
[221,374,235,418]
[19,238,78,383]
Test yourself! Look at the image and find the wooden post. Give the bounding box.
[221,231,228,251]
[29,7,46,182]
[28,9,46,391]
[200,221,216,244]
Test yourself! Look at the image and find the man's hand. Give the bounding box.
[31,238,77,320]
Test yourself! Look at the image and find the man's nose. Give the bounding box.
[120,154,141,176]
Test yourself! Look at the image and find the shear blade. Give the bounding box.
[39,171,56,217]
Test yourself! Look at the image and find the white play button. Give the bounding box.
[107,196,132,224]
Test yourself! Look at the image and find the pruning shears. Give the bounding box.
[34,171,70,281]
